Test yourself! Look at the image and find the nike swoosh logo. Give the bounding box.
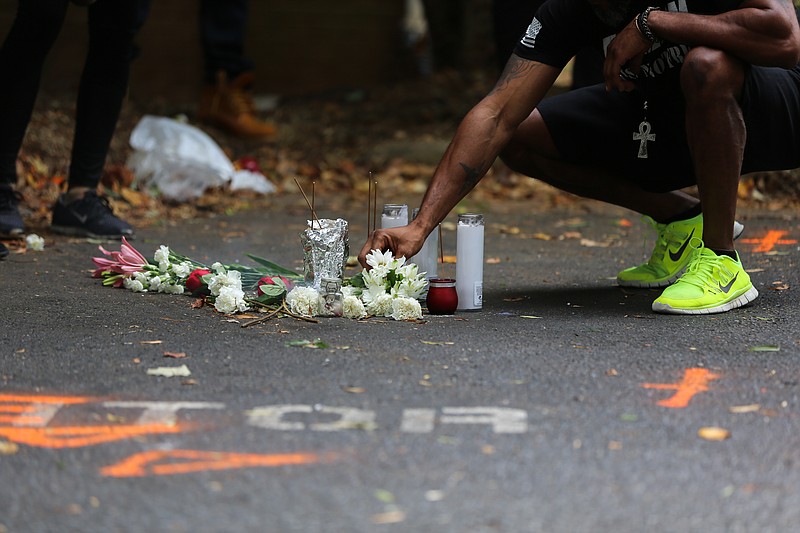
[70,208,89,225]
[719,273,738,294]
[669,228,695,262]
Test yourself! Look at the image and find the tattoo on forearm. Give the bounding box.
[489,55,538,96]
[459,162,485,194]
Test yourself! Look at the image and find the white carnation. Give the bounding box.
[343,295,366,319]
[211,262,224,274]
[123,277,145,292]
[163,283,185,295]
[154,245,171,272]
[208,270,242,296]
[214,285,249,313]
[171,261,192,278]
[148,275,163,292]
[366,292,393,317]
[391,296,422,321]
[286,286,321,316]
[25,233,45,251]
[341,285,359,298]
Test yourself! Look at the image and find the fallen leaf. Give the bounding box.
[341,386,366,394]
[580,238,611,248]
[606,369,619,376]
[374,489,395,504]
[769,282,789,291]
[192,299,205,309]
[286,339,329,349]
[485,257,501,264]
[729,404,761,414]
[139,340,163,345]
[163,351,187,359]
[0,440,19,455]
[698,426,731,441]
[749,345,780,352]
[496,225,521,235]
[370,510,406,525]
[146,365,191,378]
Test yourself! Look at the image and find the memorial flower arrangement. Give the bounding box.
[91,240,427,321]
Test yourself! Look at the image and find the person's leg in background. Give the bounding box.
[196,0,276,139]
[0,0,70,238]
[50,0,139,238]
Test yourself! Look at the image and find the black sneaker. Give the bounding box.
[51,191,134,238]
[0,185,24,237]
[0,242,8,260]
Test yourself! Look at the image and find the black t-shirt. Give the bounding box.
[513,0,747,90]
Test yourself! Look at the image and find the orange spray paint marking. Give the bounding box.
[100,449,339,478]
[0,424,192,449]
[642,368,721,408]
[0,393,196,448]
[740,230,797,253]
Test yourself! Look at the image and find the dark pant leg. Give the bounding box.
[68,0,141,189]
[199,0,252,82]
[0,0,69,186]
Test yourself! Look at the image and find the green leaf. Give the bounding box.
[246,254,302,279]
[253,284,286,305]
[346,272,366,288]
[285,339,329,349]
[749,345,781,352]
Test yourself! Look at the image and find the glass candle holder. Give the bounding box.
[426,278,458,315]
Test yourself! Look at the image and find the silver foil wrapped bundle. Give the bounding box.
[300,218,349,290]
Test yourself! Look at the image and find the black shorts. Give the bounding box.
[537,65,800,192]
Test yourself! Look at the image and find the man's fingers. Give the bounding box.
[358,230,390,267]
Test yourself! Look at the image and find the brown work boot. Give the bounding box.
[197,70,277,139]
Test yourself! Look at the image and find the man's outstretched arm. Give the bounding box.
[358,56,560,266]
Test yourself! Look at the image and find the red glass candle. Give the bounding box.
[426,278,458,315]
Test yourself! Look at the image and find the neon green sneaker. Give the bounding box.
[617,214,744,288]
[652,244,758,314]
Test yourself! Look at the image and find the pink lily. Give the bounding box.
[92,237,149,280]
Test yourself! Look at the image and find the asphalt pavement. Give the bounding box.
[1,196,799,533]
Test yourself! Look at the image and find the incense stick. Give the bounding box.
[367,175,372,238]
[373,180,378,233]
[312,181,315,216]
[438,224,444,277]
[294,178,320,227]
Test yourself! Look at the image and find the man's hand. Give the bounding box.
[358,224,427,268]
[603,17,653,92]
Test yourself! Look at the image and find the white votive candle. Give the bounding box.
[455,213,484,310]
[381,204,408,229]
[410,208,438,280]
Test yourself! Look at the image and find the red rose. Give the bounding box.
[257,275,293,295]
[186,268,211,295]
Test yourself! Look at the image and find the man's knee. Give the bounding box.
[680,47,745,100]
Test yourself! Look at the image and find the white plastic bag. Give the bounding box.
[127,115,275,201]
